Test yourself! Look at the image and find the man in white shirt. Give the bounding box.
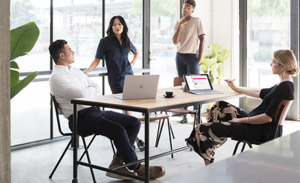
[49,40,165,180]
[172,0,205,123]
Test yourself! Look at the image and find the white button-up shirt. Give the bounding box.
[49,65,101,118]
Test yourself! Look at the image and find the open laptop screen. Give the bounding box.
[184,74,213,91]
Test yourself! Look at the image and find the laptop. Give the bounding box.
[114,75,159,100]
[183,74,223,95]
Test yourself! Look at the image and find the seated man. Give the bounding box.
[49,39,166,180]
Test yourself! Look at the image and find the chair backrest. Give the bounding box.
[51,94,72,136]
[272,100,293,139]
[174,77,184,87]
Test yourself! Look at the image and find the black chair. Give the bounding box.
[232,100,293,155]
[49,94,115,183]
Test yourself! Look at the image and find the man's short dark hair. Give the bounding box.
[184,0,196,9]
[48,40,67,64]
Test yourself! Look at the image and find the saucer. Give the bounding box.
[163,94,175,98]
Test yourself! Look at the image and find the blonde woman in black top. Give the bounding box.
[186,50,299,165]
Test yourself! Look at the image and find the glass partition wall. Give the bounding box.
[149,0,178,88]
[10,0,51,146]
[11,0,300,148]
[10,0,147,148]
[247,0,290,88]
[240,0,299,120]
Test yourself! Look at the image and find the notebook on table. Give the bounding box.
[114,75,159,100]
[183,74,223,95]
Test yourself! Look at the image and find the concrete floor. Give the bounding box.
[11,115,300,183]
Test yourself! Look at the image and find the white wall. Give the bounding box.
[193,0,240,109]
[194,0,239,83]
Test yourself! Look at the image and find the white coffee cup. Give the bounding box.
[182,82,186,88]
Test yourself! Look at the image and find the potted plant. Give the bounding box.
[10,22,39,99]
[199,43,231,84]
[200,43,231,111]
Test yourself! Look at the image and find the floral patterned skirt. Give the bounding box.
[185,101,249,162]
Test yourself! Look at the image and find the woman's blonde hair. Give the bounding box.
[273,50,299,76]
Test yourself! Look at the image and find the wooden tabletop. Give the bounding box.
[71,85,244,111]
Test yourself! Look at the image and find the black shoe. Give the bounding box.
[180,117,188,123]
[136,139,145,151]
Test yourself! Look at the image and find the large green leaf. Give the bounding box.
[11,71,38,99]
[200,64,208,73]
[210,63,218,77]
[217,49,231,63]
[10,61,19,69]
[217,63,224,76]
[205,56,217,68]
[10,22,39,61]
[209,43,221,57]
[10,69,19,88]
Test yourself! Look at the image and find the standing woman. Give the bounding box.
[84,15,145,151]
[84,15,138,94]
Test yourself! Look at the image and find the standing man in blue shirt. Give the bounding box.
[172,0,205,123]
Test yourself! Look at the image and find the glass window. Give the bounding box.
[10,0,50,72]
[11,81,50,146]
[247,0,290,88]
[150,0,178,88]
[53,0,103,69]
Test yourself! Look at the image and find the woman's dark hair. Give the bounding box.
[106,15,131,53]
[49,39,67,64]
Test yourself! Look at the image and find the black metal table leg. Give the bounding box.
[145,112,150,183]
[198,104,202,124]
[73,104,78,183]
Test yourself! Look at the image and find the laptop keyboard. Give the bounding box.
[191,90,222,95]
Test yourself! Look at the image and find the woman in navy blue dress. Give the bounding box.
[84,16,145,150]
[84,15,138,93]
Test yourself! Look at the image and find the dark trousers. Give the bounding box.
[69,107,140,170]
[175,52,200,77]
[186,102,267,162]
[176,52,200,112]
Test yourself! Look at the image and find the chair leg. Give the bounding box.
[233,141,253,156]
[167,118,174,158]
[81,136,97,183]
[169,122,175,139]
[232,141,241,156]
[241,142,246,153]
[164,111,175,138]
[193,113,197,128]
[155,120,162,147]
[49,138,73,178]
[155,119,165,147]
[110,140,116,155]
[79,135,97,162]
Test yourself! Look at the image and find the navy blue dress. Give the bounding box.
[95,36,137,94]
